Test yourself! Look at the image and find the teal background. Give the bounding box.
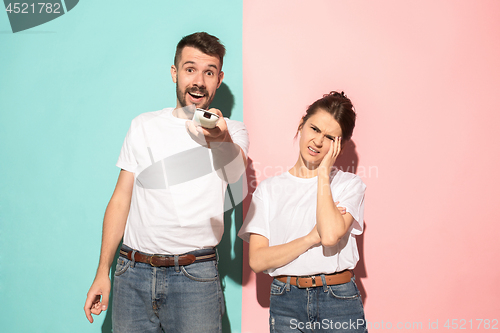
[0,1,244,332]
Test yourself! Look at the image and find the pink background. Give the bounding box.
[242,0,500,332]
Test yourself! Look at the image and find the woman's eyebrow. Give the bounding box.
[310,122,338,138]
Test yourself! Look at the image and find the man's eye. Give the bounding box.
[186,68,194,73]
[206,71,214,76]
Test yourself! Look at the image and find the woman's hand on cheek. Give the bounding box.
[318,137,341,176]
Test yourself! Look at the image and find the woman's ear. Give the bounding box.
[294,117,306,139]
[294,119,304,139]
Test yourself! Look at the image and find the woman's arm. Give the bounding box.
[248,228,320,274]
[248,199,347,273]
[316,138,355,247]
[316,174,354,246]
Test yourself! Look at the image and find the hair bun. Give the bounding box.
[324,91,348,99]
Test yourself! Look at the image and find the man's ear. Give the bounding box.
[217,71,224,89]
[171,65,177,83]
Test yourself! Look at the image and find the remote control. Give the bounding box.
[193,108,220,129]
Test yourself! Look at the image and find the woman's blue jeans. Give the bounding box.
[269,275,367,332]
[112,246,224,333]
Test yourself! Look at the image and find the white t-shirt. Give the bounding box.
[238,169,366,276]
[117,108,249,255]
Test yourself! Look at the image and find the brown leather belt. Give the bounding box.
[119,248,216,267]
[276,270,352,288]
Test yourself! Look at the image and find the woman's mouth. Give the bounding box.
[308,146,319,154]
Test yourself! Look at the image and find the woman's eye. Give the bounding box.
[312,127,320,132]
[327,136,334,141]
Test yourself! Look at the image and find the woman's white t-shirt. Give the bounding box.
[238,169,366,277]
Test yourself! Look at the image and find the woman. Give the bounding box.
[238,91,367,332]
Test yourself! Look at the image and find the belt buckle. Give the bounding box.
[310,275,317,288]
[297,275,316,288]
[148,255,163,267]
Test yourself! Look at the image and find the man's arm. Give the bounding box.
[84,169,134,323]
[210,137,247,184]
[185,108,248,183]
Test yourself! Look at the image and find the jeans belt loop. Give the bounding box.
[131,250,136,268]
[174,255,180,272]
[286,276,291,291]
[320,274,328,292]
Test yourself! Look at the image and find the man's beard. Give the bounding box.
[176,83,211,110]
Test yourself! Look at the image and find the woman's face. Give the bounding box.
[298,109,343,169]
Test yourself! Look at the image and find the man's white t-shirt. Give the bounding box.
[238,170,366,276]
[117,108,249,255]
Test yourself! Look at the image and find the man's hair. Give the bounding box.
[174,32,226,70]
[296,91,357,147]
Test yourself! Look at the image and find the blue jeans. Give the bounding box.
[112,246,224,333]
[270,276,367,333]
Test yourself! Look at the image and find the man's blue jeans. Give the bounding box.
[269,276,367,332]
[112,245,224,333]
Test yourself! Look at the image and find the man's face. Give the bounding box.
[171,46,224,110]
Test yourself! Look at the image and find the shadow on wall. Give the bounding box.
[218,177,248,333]
[241,157,274,307]
[242,140,369,307]
[216,82,254,331]
[211,82,234,118]
[336,140,367,305]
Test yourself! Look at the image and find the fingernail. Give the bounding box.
[102,305,107,311]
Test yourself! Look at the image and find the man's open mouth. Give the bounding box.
[189,91,205,98]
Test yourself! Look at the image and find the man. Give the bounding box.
[84,32,249,332]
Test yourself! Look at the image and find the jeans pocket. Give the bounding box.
[270,279,287,296]
[327,280,361,299]
[114,257,131,276]
[181,261,219,282]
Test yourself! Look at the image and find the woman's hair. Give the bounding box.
[296,91,357,145]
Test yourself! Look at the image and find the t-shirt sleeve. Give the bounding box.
[226,119,249,158]
[335,176,366,235]
[237,185,270,243]
[116,120,138,173]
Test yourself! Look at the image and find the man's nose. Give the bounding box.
[192,71,205,88]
